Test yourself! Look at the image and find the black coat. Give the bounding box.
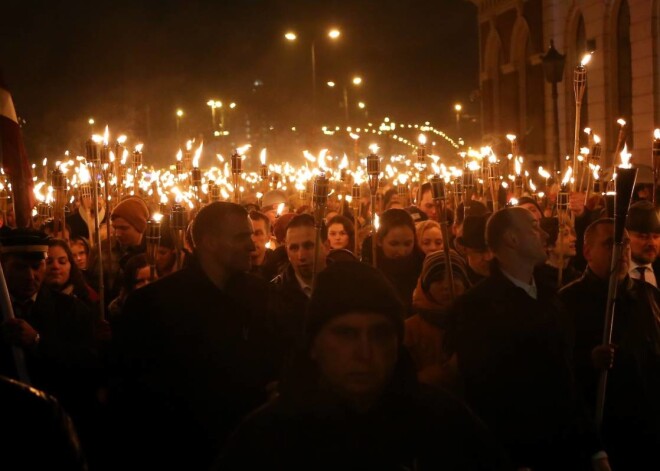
[444,267,599,470]
[218,349,509,470]
[560,270,660,467]
[270,263,310,355]
[110,261,281,470]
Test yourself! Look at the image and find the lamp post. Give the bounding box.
[285,28,341,126]
[454,103,462,136]
[175,109,184,143]
[541,40,566,173]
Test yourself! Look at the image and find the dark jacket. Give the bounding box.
[560,270,660,467]
[110,260,280,470]
[534,262,582,291]
[218,349,509,470]
[270,263,310,355]
[1,375,87,471]
[444,266,599,470]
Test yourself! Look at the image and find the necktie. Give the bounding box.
[637,266,647,282]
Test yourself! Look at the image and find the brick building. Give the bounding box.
[471,0,657,171]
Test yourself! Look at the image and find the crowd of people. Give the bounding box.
[1,177,659,470]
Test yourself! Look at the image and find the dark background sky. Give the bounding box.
[1,0,479,166]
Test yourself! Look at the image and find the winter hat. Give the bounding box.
[420,250,471,293]
[306,261,405,344]
[626,200,660,233]
[111,197,150,234]
[273,212,296,244]
[456,214,489,251]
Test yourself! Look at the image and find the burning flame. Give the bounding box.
[538,166,551,180]
[529,180,536,192]
[418,134,427,145]
[654,129,660,140]
[374,213,380,231]
[186,140,193,151]
[514,157,521,176]
[591,164,600,180]
[103,125,109,146]
[339,155,349,169]
[303,150,316,163]
[91,134,103,143]
[369,144,379,154]
[135,143,144,153]
[584,127,591,135]
[193,142,203,168]
[593,134,601,144]
[152,213,164,223]
[260,148,267,165]
[236,144,251,155]
[505,134,516,143]
[581,53,592,66]
[117,135,127,144]
[617,118,626,127]
[619,143,632,168]
[349,133,359,140]
[562,167,573,186]
[176,149,182,161]
[265,240,272,250]
[276,202,285,217]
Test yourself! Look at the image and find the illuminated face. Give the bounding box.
[380,226,415,259]
[327,223,350,250]
[286,225,318,282]
[112,217,143,248]
[550,224,577,258]
[156,246,176,275]
[45,245,72,289]
[134,265,152,290]
[250,218,270,262]
[217,215,256,274]
[511,209,548,265]
[628,231,660,265]
[419,226,443,255]
[70,242,88,270]
[417,190,437,220]
[310,312,398,404]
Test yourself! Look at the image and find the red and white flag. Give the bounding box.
[0,71,34,227]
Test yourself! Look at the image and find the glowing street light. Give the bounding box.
[327,81,336,88]
[284,32,297,41]
[454,103,462,136]
[358,102,366,109]
[328,29,341,39]
[352,76,363,86]
[176,109,184,142]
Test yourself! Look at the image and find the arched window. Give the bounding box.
[615,0,633,147]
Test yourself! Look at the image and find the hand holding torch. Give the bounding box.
[367,150,381,267]
[231,150,242,204]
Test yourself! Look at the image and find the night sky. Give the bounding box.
[1,0,478,165]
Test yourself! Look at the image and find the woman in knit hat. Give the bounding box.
[405,250,471,390]
[218,261,508,470]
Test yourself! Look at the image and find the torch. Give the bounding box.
[191,167,202,209]
[396,176,409,208]
[487,159,499,212]
[463,166,474,216]
[653,129,660,204]
[51,168,67,239]
[145,214,163,281]
[572,54,590,192]
[231,150,242,204]
[595,163,637,428]
[311,173,329,287]
[209,180,221,203]
[417,134,427,177]
[170,203,188,271]
[132,145,143,196]
[0,182,9,227]
[611,119,627,177]
[85,138,106,320]
[100,141,113,260]
[556,170,571,287]
[430,174,455,300]
[260,148,269,195]
[367,149,381,267]
[352,183,361,256]
[585,136,602,205]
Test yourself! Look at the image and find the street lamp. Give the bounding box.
[285,28,341,124]
[327,75,363,125]
[207,100,222,133]
[176,109,184,142]
[454,103,462,136]
[541,40,566,172]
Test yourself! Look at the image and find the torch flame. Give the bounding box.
[584,127,591,135]
[581,53,592,66]
[349,133,359,140]
[193,142,203,168]
[186,140,193,151]
[176,149,183,161]
[369,144,379,154]
[91,134,103,143]
[617,118,626,127]
[276,202,285,217]
[529,180,536,192]
[418,134,427,145]
[514,157,521,176]
[562,167,573,186]
[103,125,109,146]
[303,150,316,163]
[591,164,600,180]
[117,135,127,144]
[654,129,660,140]
[538,166,551,180]
[374,213,380,231]
[236,144,252,155]
[619,143,632,168]
[339,155,349,169]
[135,143,144,153]
[152,213,164,223]
[260,148,267,165]
[505,134,516,142]
[593,134,601,144]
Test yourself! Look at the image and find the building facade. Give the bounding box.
[471,0,658,172]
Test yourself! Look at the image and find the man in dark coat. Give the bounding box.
[111,202,280,470]
[560,218,660,468]
[218,262,509,470]
[445,207,607,470]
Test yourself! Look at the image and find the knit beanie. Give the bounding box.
[306,262,405,344]
[273,212,296,244]
[111,197,150,234]
[420,250,471,293]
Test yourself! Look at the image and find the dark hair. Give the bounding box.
[377,208,416,242]
[46,238,90,301]
[415,182,432,205]
[285,213,315,237]
[69,236,90,256]
[121,254,149,295]
[191,202,247,249]
[326,215,355,250]
[584,218,614,246]
[249,210,271,235]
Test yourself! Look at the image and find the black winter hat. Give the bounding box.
[457,214,489,251]
[306,262,405,344]
[626,200,660,233]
